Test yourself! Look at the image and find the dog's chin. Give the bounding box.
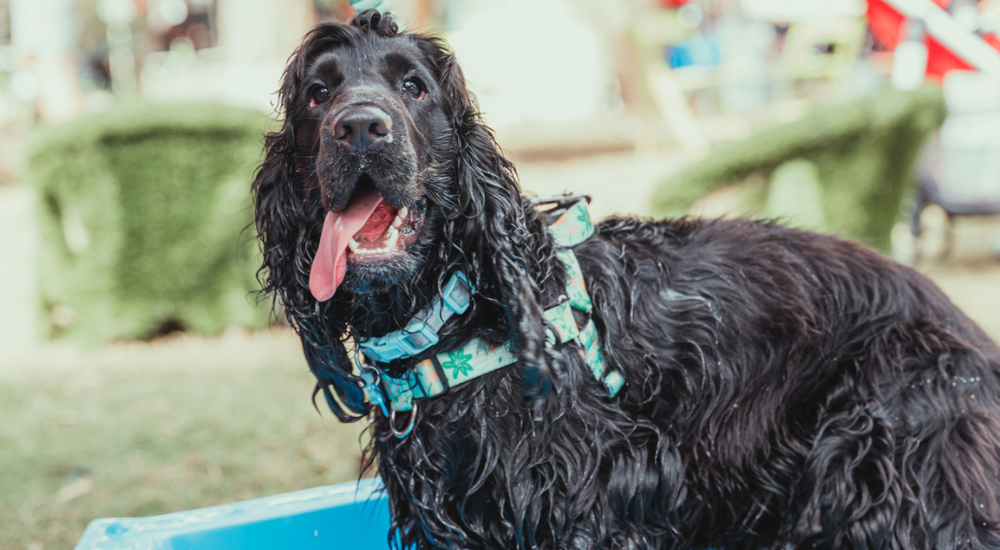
[339,252,423,296]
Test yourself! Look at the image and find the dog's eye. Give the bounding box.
[403,79,425,100]
[309,87,331,108]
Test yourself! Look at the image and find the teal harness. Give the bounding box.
[357,197,624,437]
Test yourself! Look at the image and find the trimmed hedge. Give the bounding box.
[651,86,946,252]
[25,102,275,343]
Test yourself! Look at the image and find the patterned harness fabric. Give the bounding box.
[359,198,625,415]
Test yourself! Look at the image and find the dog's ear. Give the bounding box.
[254,121,370,422]
[301,325,369,422]
[252,26,369,422]
[252,35,316,345]
[416,38,555,403]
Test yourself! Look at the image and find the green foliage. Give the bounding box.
[25,102,277,342]
[651,86,947,251]
[764,159,826,231]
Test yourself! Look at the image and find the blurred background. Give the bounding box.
[1,0,1000,548]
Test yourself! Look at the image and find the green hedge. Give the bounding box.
[651,86,946,252]
[25,102,275,343]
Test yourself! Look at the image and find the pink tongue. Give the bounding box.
[309,189,385,301]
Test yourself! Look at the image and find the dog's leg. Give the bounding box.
[784,397,907,550]
[786,386,1000,549]
[896,409,1000,549]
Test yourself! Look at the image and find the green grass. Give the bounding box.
[0,329,368,550]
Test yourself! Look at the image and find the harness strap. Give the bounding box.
[544,300,580,344]
[366,338,517,412]
[359,272,474,363]
[548,197,596,248]
[360,197,625,416]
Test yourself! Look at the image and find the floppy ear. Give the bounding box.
[419,38,555,401]
[253,33,368,422]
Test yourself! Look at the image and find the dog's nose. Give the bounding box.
[332,106,392,153]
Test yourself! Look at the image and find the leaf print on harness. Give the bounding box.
[442,348,475,379]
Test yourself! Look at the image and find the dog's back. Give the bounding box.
[574,215,1000,549]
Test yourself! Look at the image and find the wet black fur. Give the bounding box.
[253,12,1000,549]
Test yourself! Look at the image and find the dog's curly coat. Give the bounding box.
[253,11,1000,550]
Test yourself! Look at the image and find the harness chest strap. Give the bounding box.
[358,199,625,415]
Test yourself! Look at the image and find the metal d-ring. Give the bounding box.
[390,402,417,439]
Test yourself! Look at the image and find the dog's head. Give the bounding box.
[270,11,463,300]
[254,11,552,420]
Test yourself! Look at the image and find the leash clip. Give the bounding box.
[358,355,390,418]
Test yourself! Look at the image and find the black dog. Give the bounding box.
[253,11,1000,549]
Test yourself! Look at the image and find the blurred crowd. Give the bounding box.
[2,0,999,136]
[2,0,1000,254]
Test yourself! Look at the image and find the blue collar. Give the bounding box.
[357,197,624,437]
[358,272,474,364]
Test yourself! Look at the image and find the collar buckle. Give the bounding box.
[359,271,474,363]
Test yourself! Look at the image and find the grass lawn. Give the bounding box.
[0,329,368,550]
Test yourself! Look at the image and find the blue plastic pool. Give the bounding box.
[73,477,391,549]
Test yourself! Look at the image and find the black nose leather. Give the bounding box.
[332,106,392,152]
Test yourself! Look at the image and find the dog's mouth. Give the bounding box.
[309,180,425,301]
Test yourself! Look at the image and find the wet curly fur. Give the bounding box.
[253,11,1000,549]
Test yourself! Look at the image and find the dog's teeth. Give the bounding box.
[353,245,391,256]
[348,238,359,252]
[399,206,409,220]
[391,215,403,229]
[387,227,400,249]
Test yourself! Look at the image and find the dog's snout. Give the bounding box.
[333,106,392,153]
